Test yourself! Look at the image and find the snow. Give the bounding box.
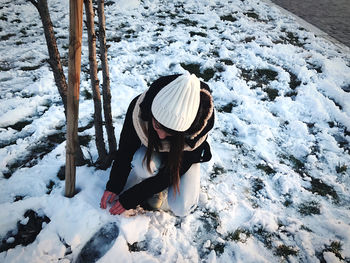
[1,0,350,262]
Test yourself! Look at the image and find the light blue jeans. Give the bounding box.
[121,146,200,216]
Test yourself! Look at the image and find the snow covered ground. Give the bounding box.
[1,0,350,262]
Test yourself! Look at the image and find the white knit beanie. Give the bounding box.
[151,72,201,132]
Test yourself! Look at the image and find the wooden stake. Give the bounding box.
[65,0,83,197]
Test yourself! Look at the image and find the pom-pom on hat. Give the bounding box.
[151,72,201,132]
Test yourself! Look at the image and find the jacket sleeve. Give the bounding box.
[106,96,141,195]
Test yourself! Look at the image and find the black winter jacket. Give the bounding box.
[106,75,215,209]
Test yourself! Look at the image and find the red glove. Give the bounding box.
[100,190,126,215]
[109,200,126,215]
[100,190,117,209]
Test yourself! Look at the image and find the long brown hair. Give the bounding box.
[144,118,185,195]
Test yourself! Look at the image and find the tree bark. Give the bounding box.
[29,0,87,167]
[84,0,107,163]
[97,0,117,155]
[29,0,67,113]
[65,0,83,197]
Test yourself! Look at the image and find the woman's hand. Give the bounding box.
[109,200,126,215]
[100,190,126,215]
[100,190,117,209]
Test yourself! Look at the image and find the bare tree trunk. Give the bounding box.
[84,0,107,163]
[29,0,67,113]
[65,0,84,197]
[29,0,87,167]
[97,0,117,156]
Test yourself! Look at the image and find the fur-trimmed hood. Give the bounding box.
[132,74,215,152]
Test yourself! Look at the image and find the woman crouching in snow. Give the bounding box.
[100,72,215,217]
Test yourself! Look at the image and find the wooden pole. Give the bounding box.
[65,0,83,197]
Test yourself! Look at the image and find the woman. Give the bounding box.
[100,72,215,216]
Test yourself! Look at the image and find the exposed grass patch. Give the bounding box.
[0,33,16,41]
[324,241,344,261]
[0,61,11,71]
[7,120,33,131]
[256,68,278,82]
[285,90,298,98]
[57,165,65,180]
[78,119,94,132]
[128,241,147,252]
[5,131,66,178]
[328,97,343,110]
[0,210,50,253]
[20,65,42,71]
[180,63,216,82]
[123,28,138,39]
[280,155,305,176]
[125,29,135,35]
[79,135,92,147]
[244,11,259,20]
[249,177,268,207]
[307,62,322,74]
[11,19,21,23]
[220,130,245,148]
[308,177,339,202]
[275,244,298,258]
[289,71,302,90]
[253,227,274,249]
[47,132,66,144]
[46,180,55,194]
[240,68,279,91]
[181,63,200,76]
[298,201,320,216]
[276,30,304,47]
[210,164,226,180]
[20,28,27,35]
[220,14,237,22]
[328,121,335,128]
[243,36,255,43]
[14,195,25,202]
[108,36,121,42]
[189,31,207,37]
[336,164,347,174]
[285,31,303,47]
[300,225,313,232]
[220,59,233,65]
[217,102,236,113]
[225,228,251,243]
[0,14,8,21]
[199,209,221,230]
[284,69,301,98]
[333,133,349,150]
[240,68,253,82]
[82,88,93,100]
[251,177,265,195]
[264,87,279,101]
[104,1,114,6]
[176,19,198,27]
[212,241,225,255]
[283,194,293,207]
[256,163,276,175]
[342,84,350,93]
[305,122,317,135]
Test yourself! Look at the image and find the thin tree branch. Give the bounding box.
[28,0,38,9]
